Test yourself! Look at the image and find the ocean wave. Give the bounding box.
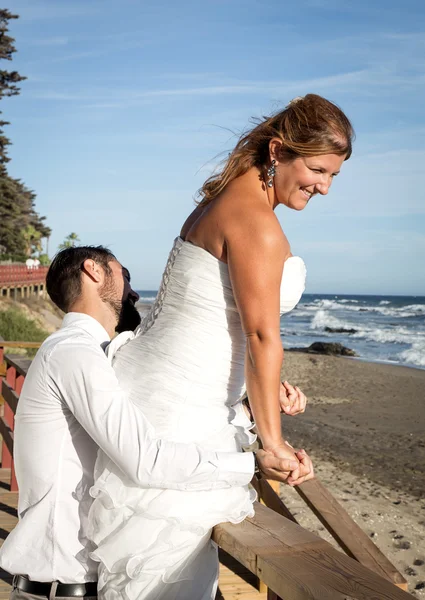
[292,309,315,317]
[352,326,422,346]
[400,342,425,367]
[357,305,425,318]
[137,296,157,303]
[301,299,425,318]
[310,309,351,331]
[362,304,425,318]
[310,309,425,352]
[293,296,425,369]
[303,299,345,311]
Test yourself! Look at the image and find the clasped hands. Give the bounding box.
[254,380,314,486]
[255,441,314,486]
[279,380,307,415]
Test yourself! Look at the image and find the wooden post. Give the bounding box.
[257,478,283,593]
[15,374,25,396]
[6,364,16,389]
[2,365,17,470]
[10,462,18,491]
[2,405,13,470]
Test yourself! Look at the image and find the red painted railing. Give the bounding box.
[0,265,48,286]
[0,344,40,491]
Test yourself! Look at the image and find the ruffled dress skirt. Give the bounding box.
[88,239,257,600]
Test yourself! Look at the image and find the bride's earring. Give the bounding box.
[267,159,276,188]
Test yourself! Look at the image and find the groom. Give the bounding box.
[0,245,312,600]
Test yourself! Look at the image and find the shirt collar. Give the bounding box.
[62,312,111,345]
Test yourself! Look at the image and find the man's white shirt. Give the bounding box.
[0,313,254,583]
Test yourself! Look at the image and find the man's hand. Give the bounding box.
[279,381,307,416]
[286,449,314,486]
[254,445,299,483]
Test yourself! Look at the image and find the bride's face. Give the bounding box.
[272,153,346,211]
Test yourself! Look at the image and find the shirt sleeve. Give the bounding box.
[46,338,254,491]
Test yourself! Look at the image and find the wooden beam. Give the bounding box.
[0,342,42,349]
[295,478,407,589]
[0,417,14,457]
[251,476,298,523]
[1,381,18,414]
[267,589,282,600]
[4,355,32,378]
[213,503,411,600]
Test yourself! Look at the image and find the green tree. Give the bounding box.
[0,10,51,260]
[59,232,80,250]
[37,253,50,266]
[22,224,42,257]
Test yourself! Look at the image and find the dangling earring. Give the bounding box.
[267,159,276,188]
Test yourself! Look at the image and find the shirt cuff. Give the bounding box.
[105,331,135,362]
[215,450,255,486]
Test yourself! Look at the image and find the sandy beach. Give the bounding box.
[280,350,425,596]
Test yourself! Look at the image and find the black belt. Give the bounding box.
[13,575,98,598]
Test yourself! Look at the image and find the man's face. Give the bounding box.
[99,260,141,333]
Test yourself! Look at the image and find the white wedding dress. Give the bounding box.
[88,237,306,600]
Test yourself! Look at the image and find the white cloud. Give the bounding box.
[30,66,421,105]
[27,36,69,46]
[13,0,100,21]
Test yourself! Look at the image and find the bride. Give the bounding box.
[88,94,354,600]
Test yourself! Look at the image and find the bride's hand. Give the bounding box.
[279,381,307,416]
[287,449,315,486]
[254,449,299,483]
[262,440,301,483]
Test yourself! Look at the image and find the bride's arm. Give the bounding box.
[226,210,296,456]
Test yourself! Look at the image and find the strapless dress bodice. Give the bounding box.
[178,239,306,315]
[278,254,306,314]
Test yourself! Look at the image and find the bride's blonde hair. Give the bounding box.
[198,94,354,206]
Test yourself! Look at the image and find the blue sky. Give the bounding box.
[3,0,425,295]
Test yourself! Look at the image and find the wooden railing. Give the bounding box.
[0,343,41,491]
[0,346,412,599]
[0,265,48,287]
[213,503,411,600]
[252,476,407,589]
[0,342,41,377]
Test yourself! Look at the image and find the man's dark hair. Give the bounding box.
[46,246,117,312]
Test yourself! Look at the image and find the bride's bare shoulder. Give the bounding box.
[180,193,291,261]
[224,200,291,258]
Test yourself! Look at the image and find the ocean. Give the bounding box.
[136,291,425,370]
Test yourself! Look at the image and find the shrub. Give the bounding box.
[0,306,49,356]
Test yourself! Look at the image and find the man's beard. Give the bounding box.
[99,277,141,333]
[116,297,141,333]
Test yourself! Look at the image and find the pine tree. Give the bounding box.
[0,10,26,167]
[0,9,51,260]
